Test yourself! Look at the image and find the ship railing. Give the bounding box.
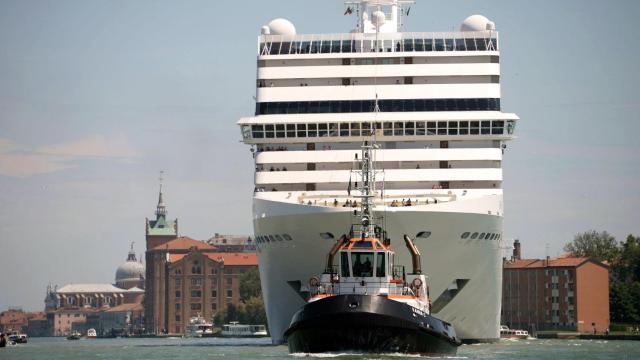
[258,31,498,56]
[311,282,407,297]
[297,192,456,208]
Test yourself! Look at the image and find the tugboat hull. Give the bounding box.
[284,294,460,355]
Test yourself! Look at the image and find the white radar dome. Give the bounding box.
[460,14,496,32]
[267,18,296,36]
[372,10,386,28]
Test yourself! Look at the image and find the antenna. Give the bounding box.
[159,170,164,192]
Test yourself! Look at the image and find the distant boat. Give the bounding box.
[500,325,530,339]
[66,331,81,340]
[86,328,97,338]
[7,333,27,344]
[185,315,215,338]
[220,322,268,338]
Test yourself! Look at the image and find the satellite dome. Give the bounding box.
[460,15,496,32]
[372,10,386,28]
[268,18,296,36]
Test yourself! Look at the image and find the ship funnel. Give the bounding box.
[403,234,422,274]
[326,234,348,272]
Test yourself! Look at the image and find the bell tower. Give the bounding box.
[145,171,178,250]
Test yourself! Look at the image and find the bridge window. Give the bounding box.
[351,252,374,277]
[341,252,350,277]
[376,253,386,277]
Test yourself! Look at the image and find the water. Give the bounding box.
[1,337,639,360]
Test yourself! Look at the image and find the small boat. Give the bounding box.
[7,333,27,344]
[283,137,461,356]
[220,322,268,337]
[500,325,530,339]
[66,331,81,340]
[186,315,215,338]
[86,328,97,338]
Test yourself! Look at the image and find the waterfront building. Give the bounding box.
[144,235,258,335]
[98,302,145,336]
[41,246,146,336]
[502,240,610,333]
[0,308,44,334]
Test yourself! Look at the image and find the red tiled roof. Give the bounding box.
[504,256,598,269]
[152,236,215,251]
[206,252,258,266]
[105,302,143,312]
[169,254,187,263]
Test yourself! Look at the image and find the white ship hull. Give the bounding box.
[253,194,503,344]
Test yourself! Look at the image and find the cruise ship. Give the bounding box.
[238,0,518,343]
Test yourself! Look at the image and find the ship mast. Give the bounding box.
[353,3,388,240]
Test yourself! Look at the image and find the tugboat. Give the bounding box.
[284,125,461,355]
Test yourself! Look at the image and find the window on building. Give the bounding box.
[226,277,233,287]
[227,289,233,298]
[191,278,202,286]
[175,291,181,298]
[224,268,233,274]
[176,315,181,322]
[191,290,202,298]
[175,268,182,275]
[212,303,217,311]
[211,268,217,275]
[212,290,217,298]
[190,303,201,310]
[175,278,181,286]
[192,261,202,274]
[176,303,181,311]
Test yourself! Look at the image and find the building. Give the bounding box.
[42,246,146,336]
[502,240,610,333]
[207,233,256,252]
[0,308,44,334]
[145,236,258,335]
[98,302,145,336]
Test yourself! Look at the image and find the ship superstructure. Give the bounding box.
[238,0,518,343]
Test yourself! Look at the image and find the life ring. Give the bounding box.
[309,276,320,287]
[412,278,423,289]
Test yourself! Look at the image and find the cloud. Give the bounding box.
[0,135,139,178]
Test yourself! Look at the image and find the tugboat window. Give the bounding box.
[341,252,350,277]
[351,252,374,277]
[376,253,385,277]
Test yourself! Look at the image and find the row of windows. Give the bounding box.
[245,119,515,140]
[256,98,500,115]
[461,232,501,241]
[260,37,497,56]
[255,234,293,244]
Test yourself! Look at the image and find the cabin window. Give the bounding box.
[340,252,350,277]
[376,253,385,277]
[351,252,374,277]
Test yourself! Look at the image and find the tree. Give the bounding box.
[616,235,640,283]
[240,267,262,301]
[563,230,619,263]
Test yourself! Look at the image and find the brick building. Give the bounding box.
[0,308,44,334]
[143,186,258,335]
[145,236,257,334]
[502,240,610,333]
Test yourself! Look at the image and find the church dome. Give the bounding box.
[115,245,145,289]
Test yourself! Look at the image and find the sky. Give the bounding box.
[0,0,638,311]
